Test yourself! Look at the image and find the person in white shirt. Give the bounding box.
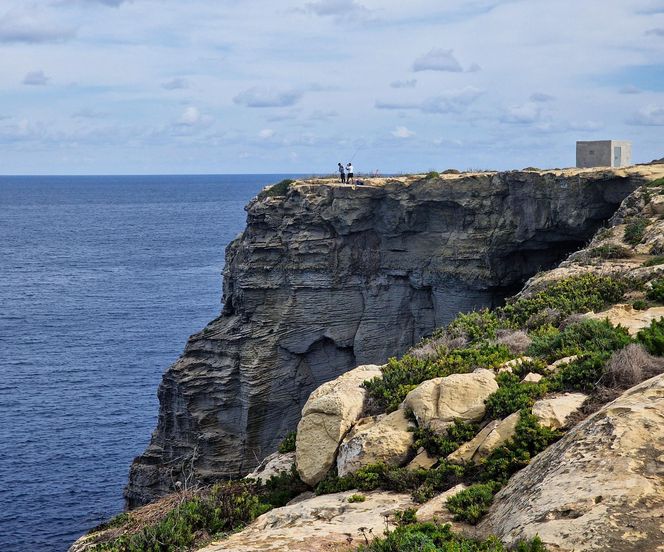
[346,163,354,185]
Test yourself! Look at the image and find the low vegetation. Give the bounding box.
[637,317,664,356]
[623,217,648,246]
[646,278,664,303]
[413,419,479,458]
[277,430,297,453]
[586,244,633,259]
[446,482,498,524]
[357,521,546,552]
[258,179,295,199]
[643,256,664,267]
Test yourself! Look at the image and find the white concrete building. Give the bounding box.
[576,140,632,168]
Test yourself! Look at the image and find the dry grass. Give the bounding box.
[495,329,532,355]
[601,343,664,389]
[409,334,468,360]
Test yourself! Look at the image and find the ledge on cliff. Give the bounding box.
[125,165,655,508]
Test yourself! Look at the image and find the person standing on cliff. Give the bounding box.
[338,162,346,183]
[346,162,354,185]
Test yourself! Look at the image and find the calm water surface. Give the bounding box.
[0,175,298,551]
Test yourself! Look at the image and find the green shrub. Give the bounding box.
[587,244,633,259]
[646,177,664,187]
[624,217,648,246]
[527,319,631,363]
[633,299,647,310]
[646,278,664,303]
[481,412,561,485]
[498,274,627,327]
[484,373,549,419]
[643,256,664,267]
[347,493,366,503]
[258,179,295,199]
[446,482,499,524]
[425,171,440,179]
[364,344,512,412]
[442,168,461,174]
[447,309,506,342]
[357,521,546,551]
[278,431,297,453]
[637,318,664,356]
[550,352,610,392]
[413,419,479,457]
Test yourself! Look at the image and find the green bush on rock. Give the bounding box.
[637,318,664,356]
[278,431,296,453]
[258,179,295,199]
[646,278,664,303]
[484,373,549,419]
[446,482,499,524]
[624,217,648,246]
[414,419,479,457]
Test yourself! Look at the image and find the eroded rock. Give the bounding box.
[448,412,520,464]
[585,303,664,336]
[532,393,587,430]
[403,369,498,431]
[478,374,664,552]
[336,409,415,477]
[296,364,383,485]
[244,452,295,484]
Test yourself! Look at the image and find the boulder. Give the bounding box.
[532,393,587,430]
[546,355,578,373]
[448,412,520,464]
[244,452,295,484]
[337,409,415,477]
[477,374,664,552]
[199,491,414,552]
[403,369,498,431]
[521,372,543,383]
[497,357,534,374]
[407,448,438,470]
[416,484,469,525]
[296,364,383,485]
[585,303,664,336]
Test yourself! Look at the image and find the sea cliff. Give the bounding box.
[126,167,648,507]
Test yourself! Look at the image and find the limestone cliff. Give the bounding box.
[126,168,645,507]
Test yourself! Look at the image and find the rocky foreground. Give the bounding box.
[74,164,664,551]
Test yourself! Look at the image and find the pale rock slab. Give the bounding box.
[521,372,543,383]
[585,303,664,336]
[403,369,498,431]
[416,484,469,525]
[296,364,383,485]
[244,451,295,484]
[199,491,414,552]
[497,357,534,374]
[532,393,587,430]
[407,448,438,470]
[478,374,664,552]
[546,355,578,373]
[336,409,415,477]
[448,412,520,464]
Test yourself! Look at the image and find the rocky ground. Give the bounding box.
[73,164,664,552]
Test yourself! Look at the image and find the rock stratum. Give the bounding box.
[126,167,650,507]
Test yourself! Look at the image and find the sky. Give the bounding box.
[0,0,663,175]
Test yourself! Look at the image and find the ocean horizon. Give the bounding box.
[0,174,300,552]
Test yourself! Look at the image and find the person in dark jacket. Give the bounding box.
[338,162,346,183]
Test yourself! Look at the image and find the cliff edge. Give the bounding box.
[126,167,652,507]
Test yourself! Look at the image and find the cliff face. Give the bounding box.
[126,169,643,507]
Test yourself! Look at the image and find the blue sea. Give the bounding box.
[0,175,299,552]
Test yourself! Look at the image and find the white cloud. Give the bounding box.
[176,106,212,129]
[301,0,373,21]
[162,78,189,90]
[0,9,75,43]
[530,92,555,102]
[501,103,541,124]
[629,105,664,126]
[391,126,415,138]
[258,128,275,139]
[376,87,483,114]
[413,48,463,72]
[390,79,417,89]
[22,71,50,86]
[619,85,642,94]
[234,87,302,108]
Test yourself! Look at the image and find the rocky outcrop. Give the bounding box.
[532,393,587,430]
[404,369,498,431]
[336,409,415,477]
[199,491,414,552]
[296,364,382,486]
[244,452,295,484]
[478,373,664,551]
[127,168,646,506]
[448,412,520,464]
